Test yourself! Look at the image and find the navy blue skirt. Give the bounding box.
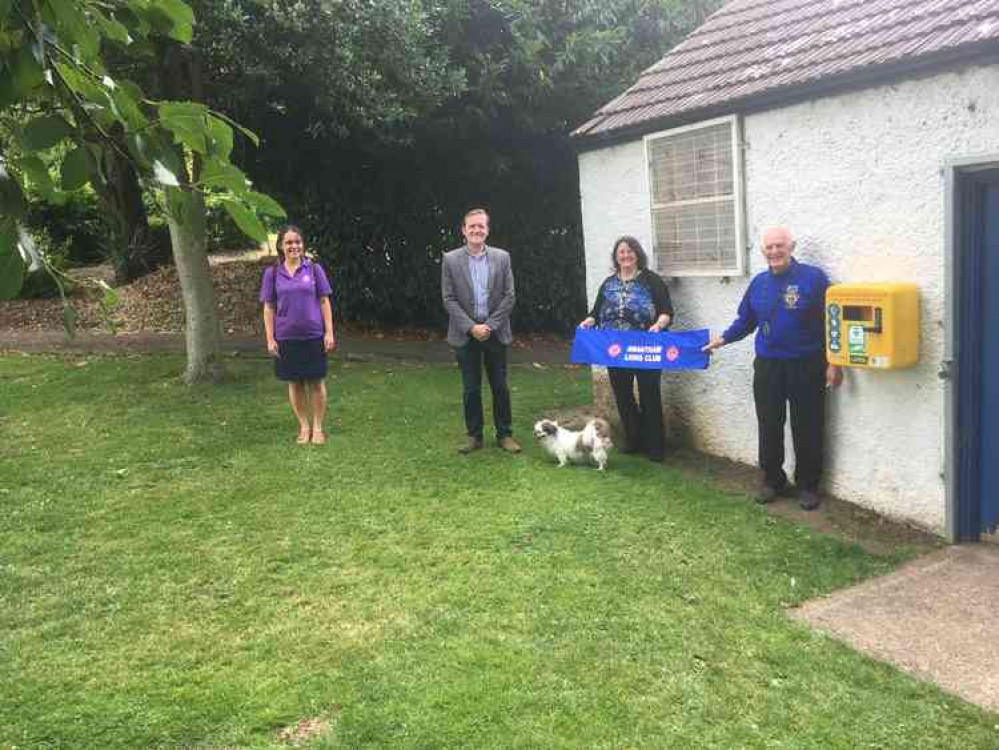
[275,338,327,382]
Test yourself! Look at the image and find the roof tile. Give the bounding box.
[575,0,999,139]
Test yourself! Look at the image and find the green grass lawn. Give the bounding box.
[1,355,995,749]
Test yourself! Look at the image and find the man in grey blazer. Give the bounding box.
[442,208,520,454]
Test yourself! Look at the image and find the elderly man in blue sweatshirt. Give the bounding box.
[703,226,842,510]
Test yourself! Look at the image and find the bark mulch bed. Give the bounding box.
[1,260,273,335]
[1,260,567,347]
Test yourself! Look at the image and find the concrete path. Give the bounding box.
[791,544,999,712]
[0,330,572,364]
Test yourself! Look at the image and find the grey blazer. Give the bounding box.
[441,245,516,347]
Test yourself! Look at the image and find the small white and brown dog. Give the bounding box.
[533,418,613,470]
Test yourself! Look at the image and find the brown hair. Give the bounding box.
[275,224,305,262]
[610,235,649,272]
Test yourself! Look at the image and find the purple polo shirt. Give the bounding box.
[259,259,332,341]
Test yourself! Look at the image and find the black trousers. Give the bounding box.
[752,354,826,491]
[455,336,512,440]
[608,367,664,459]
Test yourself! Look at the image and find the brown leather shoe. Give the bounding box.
[497,436,522,453]
[458,436,483,454]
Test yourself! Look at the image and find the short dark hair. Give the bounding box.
[275,224,305,262]
[611,235,649,272]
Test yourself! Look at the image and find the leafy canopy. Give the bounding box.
[0,0,284,300]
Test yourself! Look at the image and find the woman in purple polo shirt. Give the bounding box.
[260,225,336,444]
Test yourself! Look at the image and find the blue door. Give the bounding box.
[980,182,999,533]
[957,169,999,539]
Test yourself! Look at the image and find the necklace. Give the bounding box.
[617,272,636,319]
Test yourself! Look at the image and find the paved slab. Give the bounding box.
[790,544,999,711]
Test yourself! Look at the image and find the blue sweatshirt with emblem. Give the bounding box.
[721,259,828,359]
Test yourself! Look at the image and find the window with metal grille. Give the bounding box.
[645,116,745,276]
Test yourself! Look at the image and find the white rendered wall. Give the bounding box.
[577,64,999,533]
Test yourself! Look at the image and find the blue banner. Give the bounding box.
[570,328,711,370]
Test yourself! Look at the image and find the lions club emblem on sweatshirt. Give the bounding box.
[783,285,800,310]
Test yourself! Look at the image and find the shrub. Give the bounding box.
[23,191,105,267]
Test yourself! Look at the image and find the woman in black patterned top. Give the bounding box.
[579,236,674,460]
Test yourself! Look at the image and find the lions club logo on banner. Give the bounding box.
[607,343,622,358]
[666,346,680,362]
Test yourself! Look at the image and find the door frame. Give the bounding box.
[945,155,999,542]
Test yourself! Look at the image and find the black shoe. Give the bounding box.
[458,437,483,454]
[755,483,786,504]
[798,489,821,511]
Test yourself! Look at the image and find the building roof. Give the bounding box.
[574,0,999,143]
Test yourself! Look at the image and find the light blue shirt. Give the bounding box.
[467,248,490,322]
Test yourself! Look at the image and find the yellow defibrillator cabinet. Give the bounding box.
[825,283,919,369]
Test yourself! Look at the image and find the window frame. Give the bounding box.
[643,114,746,277]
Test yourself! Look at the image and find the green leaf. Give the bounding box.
[0,167,26,218]
[96,10,133,45]
[10,43,44,98]
[244,191,286,218]
[98,279,120,308]
[132,127,185,179]
[199,160,247,192]
[218,113,259,148]
[109,81,148,130]
[159,0,195,43]
[44,0,100,60]
[52,63,116,129]
[141,128,187,178]
[209,110,259,149]
[0,0,12,21]
[16,225,42,270]
[222,200,268,244]
[159,101,209,154]
[20,155,56,198]
[205,115,234,161]
[0,64,14,109]
[62,300,78,340]
[152,160,180,187]
[159,100,209,122]
[22,114,74,151]
[61,147,95,190]
[0,221,26,300]
[55,62,112,109]
[119,4,151,38]
[144,0,194,43]
[125,132,152,170]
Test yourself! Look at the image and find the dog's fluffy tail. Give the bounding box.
[583,418,613,448]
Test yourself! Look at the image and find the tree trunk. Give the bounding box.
[97,143,156,285]
[166,188,224,384]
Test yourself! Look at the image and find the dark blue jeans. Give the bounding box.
[455,336,513,440]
